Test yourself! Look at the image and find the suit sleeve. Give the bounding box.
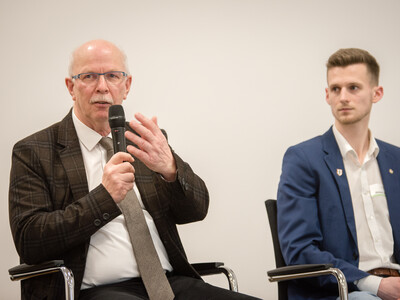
[9,140,121,265]
[277,145,368,291]
[145,133,208,225]
[142,128,209,225]
[168,149,209,224]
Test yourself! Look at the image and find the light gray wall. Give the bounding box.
[1,0,400,298]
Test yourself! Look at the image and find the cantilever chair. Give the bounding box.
[9,260,238,300]
[265,199,348,300]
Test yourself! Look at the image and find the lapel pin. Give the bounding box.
[337,169,343,176]
[389,169,394,174]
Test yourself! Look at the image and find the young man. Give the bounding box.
[9,39,259,300]
[277,48,400,300]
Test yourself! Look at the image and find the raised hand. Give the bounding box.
[125,113,177,181]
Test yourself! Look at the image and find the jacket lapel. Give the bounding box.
[322,128,358,245]
[57,110,89,203]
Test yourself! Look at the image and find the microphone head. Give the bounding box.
[108,105,126,128]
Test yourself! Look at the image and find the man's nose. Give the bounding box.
[96,75,109,93]
[339,89,349,102]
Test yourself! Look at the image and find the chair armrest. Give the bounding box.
[267,263,333,277]
[8,260,65,277]
[191,262,238,292]
[191,262,225,276]
[267,264,348,300]
[9,260,75,300]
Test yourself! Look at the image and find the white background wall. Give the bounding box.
[1,0,400,298]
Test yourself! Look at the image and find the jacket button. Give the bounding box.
[103,213,110,220]
[94,219,101,226]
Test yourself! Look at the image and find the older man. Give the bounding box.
[9,40,259,300]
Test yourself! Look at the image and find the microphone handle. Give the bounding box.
[111,127,127,153]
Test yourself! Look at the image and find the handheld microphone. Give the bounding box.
[108,105,127,153]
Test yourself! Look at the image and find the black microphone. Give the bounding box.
[108,105,127,153]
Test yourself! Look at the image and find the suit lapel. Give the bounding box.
[57,110,89,203]
[322,128,358,245]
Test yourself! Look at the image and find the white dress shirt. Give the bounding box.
[333,125,400,294]
[72,110,173,290]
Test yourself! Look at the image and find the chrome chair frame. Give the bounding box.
[192,262,238,292]
[9,260,74,300]
[9,260,237,299]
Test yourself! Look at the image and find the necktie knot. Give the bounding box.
[99,137,114,162]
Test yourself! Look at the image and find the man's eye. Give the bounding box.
[82,74,95,80]
[107,73,119,79]
[331,87,339,92]
[350,85,359,90]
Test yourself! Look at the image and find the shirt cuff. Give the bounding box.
[158,169,178,182]
[356,275,382,295]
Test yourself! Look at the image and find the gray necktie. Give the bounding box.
[99,137,174,300]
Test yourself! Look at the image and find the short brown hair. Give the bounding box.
[326,48,380,85]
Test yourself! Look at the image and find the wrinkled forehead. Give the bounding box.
[71,43,126,74]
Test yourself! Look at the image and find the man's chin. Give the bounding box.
[336,116,361,126]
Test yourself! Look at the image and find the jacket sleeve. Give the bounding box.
[136,128,209,225]
[168,149,209,224]
[9,139,121,264]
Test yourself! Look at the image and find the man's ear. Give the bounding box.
[123,75,133,100]
[325,87,331,105]
[65,77,76,100]
[372,86,384,104]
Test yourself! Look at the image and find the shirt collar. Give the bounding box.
[332,124,379,161]
[72,108,109,151]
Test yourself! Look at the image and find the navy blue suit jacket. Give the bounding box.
[277,127,400,300]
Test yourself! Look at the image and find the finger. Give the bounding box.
[151,116,158,126]
[119,172,135,183]
[119,161,135,174]
[134,113,160,135]
[128,119,157,145]
[126,144,150,163]
[108,152,134,164]
[125,131,153,152]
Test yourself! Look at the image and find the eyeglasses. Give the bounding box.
[72,71,128,85]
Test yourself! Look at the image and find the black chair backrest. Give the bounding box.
[265,199,288,300]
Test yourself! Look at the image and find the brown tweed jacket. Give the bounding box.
[9,110,209,299]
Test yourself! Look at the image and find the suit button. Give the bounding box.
[94,219,101,227]
[103,213,110,220]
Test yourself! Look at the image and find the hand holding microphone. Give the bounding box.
[101,105,135,203]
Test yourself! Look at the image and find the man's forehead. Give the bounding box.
[327,64,370,84]
[72,45,125,72]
